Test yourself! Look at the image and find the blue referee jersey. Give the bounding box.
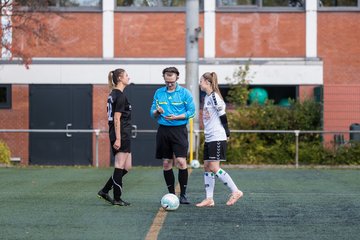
[150,84,195,126]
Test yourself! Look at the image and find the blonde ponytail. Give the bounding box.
[202,72,223,100]
[210,72,223,100]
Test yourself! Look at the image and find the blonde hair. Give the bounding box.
[202,72,223,100]
[108,68,125,92]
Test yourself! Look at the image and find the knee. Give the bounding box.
[176,159,187,169]
[163,160,172,170]
[204,165,211,172]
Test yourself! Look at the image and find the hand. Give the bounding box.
[165,114,177,120]
[155,106,164,116]
[113,139,121,150]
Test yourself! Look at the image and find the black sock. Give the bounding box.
[113,168,124,201]
[123,169,128,177]
[178,169,188,196]
[163,169,175,194]
[102,175,113,193]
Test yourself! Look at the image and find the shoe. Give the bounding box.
[113,198,131,206]
[97,190,113,205]
[196,198,215,207]
[179,194,190,204]
[226,191,243,206]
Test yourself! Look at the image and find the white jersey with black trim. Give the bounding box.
[202,92,227,142]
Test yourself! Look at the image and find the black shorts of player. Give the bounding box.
[203,141,227,161]
[110,139,131,156]
[110,128,131,156]
[156,124,188,159]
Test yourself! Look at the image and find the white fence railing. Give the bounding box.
[0,129,103,167]
[1,129,360,168]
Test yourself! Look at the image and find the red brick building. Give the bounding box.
[0,0,359,166]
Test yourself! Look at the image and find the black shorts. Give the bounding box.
[110,139,131,156]
[156,124,188,159]
[203,141,227,161]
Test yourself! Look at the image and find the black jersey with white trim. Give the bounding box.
[107,89,132,141]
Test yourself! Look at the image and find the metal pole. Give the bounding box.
[189,118,194,162]
[295,130,300,168]
[95,129,100,168]
[186,0,200,144]
[195,131,199,160]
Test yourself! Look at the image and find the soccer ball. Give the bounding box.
[160,193,179,211]
[190,159,200,169]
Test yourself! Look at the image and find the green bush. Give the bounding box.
[224,99,323,164]
[0,140,11,165]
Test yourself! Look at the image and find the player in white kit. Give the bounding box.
[196,72,243,207]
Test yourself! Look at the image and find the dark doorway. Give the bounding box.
[29,85,92,165]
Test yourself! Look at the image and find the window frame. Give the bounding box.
[216,0,306,12]
[319,0,360,11]
[115,0,204,12]
[15,0,102,12]
[0,84,12,109]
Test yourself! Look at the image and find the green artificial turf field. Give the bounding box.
[0,166,359,240]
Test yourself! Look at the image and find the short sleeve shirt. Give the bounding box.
[107,89,132,141]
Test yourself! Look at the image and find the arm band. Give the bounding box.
[219,114,230,137]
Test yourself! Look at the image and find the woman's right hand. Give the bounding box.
[113,139,121,150]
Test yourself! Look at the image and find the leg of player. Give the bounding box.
[196,160,215,207]
[112,152,131,206]
[98,174,115,204]
[176,157,190,204]
[163,158,175,194]
[215,168,243,206]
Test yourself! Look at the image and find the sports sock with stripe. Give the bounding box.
[102,169,128,194]
[113,168,124,201]
[215,168,239,193]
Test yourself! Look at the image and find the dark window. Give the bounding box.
[320,0,357,7]
[263,0,304,7]
[117,0,186,7]
[217,0,255,6]
[217,0,304,7]
[0,85,12,109]
[16,0,102,7]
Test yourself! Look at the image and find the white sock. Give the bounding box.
[216,168,239,193]
[204,172,215,199]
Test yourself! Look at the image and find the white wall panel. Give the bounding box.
[0,58,322,85]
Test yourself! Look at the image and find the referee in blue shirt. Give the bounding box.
[150,67,195,204]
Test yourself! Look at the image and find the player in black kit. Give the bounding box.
[98,68,132,206]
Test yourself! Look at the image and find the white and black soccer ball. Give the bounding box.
[190,159,200,169]
[160,193,179,211]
